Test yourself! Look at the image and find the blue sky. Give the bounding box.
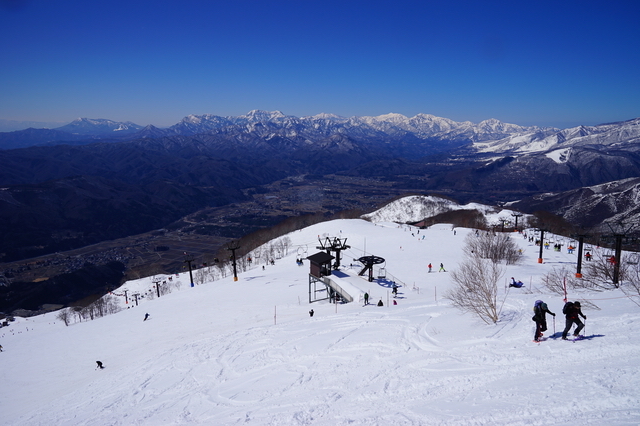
[1,0,639,128]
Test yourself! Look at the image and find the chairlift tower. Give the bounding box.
[603,221,637,285]
[317,236,351,270]
[357,255,385,282]
[226,241,241,281]
[536,228,547,264]
[511,212,523,231]
[570,228,593,278]
[152,278,162,298]
[184,253,195,287]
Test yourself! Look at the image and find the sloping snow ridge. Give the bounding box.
[1,199,639,425]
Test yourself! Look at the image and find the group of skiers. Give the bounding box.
[532,299,587,342]
[427,263,446,273]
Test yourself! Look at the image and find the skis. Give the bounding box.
[560,335,585,342]
[533,335,586,343]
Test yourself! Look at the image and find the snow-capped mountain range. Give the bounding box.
[3,110,640,162]
[1,110,555,150]
[160,110,552,144]
[473,117,640,159]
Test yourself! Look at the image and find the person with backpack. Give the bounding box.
[562,301,587,340]
[532,300,556,342]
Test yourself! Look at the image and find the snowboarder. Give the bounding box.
[562,301,587,340]
[439,263,446,272]
[96,361,105,369]
[144,313,150,321]
[309,309,314,317]
[532,300,555,342]
[364,292,369,305]
[509,277,524,288]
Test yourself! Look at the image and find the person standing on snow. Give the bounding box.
[428,263,432,273]
[562,301,587,340]
[364,292,369,305]
[439,263,446,272]
[532,300,555,342]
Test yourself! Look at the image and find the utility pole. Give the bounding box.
[227,241,240,282]
[184,253,195,287]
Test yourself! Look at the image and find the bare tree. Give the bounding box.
[446,253,506,324]
[542,265,578,295]
[620,257,640,307]
[463,231,521,265]
[194,268,208,285]
[579,250,629,290]
[56,308,71,326]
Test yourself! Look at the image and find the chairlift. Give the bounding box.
[376,259,387,279]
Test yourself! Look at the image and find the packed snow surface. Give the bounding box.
[1,219,639,425]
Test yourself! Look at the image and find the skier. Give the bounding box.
[532,300,555,342]
[509,277,524,288]
[364,292,369,305]
[428,263,432,273]
[562,301,587,340]
[392,284,398,297]
[96,361,105,369]
[439,263,446,272]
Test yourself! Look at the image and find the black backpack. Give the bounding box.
[563,302,574,315]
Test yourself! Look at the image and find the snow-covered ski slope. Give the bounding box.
[1,219,639,425]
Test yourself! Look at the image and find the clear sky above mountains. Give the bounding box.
[1,0,639,129]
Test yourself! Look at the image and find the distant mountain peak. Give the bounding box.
[56,118,142,136]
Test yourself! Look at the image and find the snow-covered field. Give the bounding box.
[1,218,639,425]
